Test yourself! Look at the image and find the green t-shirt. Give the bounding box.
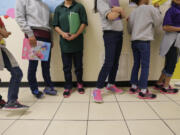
[53,1,88,53]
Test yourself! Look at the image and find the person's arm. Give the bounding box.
[151,5,162,28]
[111,6,126,18]
[15,0,36,47]
[0,26,11,38]
[97,0,120,21]
[54,26,70,39]
[66,4,88,41]
[127,14,133,34]
[163,25,180,32]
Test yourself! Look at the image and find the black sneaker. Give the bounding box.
[63,89,72,98]
[0,95,6,108]
[138,90,157,100]
[77,83,85,94]
[32,90,44,99]
[129,88,139,94]
[154,84,163,90]
[160,86,179,94]
[3,101,29,110]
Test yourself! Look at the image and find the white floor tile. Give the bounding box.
[165,120,180,135]
[45,121,86,135]
[0,120,14,134]
[149,102,180,119]
[54,103,89,120]
[20,103,59,120]
[88,121,129,135]
[89,102,123,120]
[120,102,159,120]
[3,120,49,135]
[127,120,174,135]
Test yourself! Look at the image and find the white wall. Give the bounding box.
[0,0,170,83]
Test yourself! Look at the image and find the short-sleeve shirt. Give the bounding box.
[163,2,180,27]
[53,1,88,53]
[0,18,5,28]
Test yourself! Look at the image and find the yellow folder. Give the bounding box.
[0,39,5,45]
[152,0,168,5]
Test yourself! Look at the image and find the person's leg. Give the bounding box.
[93,31,117,103]
[61,52,73,97]
[96,32,118,89]
[41,51,57,95]
[28,60,38,92]
[1,50,29,109]
[129,41,141,94]
[73,51,85,94]
[106,32,124,93]
[138,41,156,99]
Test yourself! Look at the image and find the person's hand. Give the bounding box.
[0,35,3,41]
[28,36,37,47]
[66,34,78,41]
[62,32,71,39]
[112,6,124,14]
[2,31,11,38]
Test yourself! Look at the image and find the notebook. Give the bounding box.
[22,38,51,61]
[110,0,121,20]
[69,12,86,34]
[152,0,168,5]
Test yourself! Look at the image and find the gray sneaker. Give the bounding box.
[3,101,29,110]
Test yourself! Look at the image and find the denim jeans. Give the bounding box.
[2,50,23,102]
[28,37,53,92]
[61,51,83,89]
[130,40,150,89]
[97,31,123,88]
[162,44,178,77]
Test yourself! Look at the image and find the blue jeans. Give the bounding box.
[162,44,178,77]
[97,31,123,88]
[28,37,53,92]
[130,41,150,89]
[61,51,83,89]
[2,50,23,102]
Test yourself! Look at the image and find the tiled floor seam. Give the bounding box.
[145,101,176,135]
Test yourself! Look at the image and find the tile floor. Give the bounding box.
[0,81,180,135]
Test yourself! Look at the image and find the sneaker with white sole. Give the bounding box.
[92,89,103,103]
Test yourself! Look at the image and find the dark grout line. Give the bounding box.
[164,94,180,107]
[42,98,64,135]
[115,94,132,135]
[85,88,91,135]
[144,101,176,135]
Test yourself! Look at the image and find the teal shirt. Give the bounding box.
[53,1,88,53]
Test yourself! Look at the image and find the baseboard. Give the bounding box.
[0,81,157,87]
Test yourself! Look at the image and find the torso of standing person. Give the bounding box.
[97,0,123,32]
[163,2,180,27]
[16,0,51,37]
[128,4,162,41]
[53,1,88,53]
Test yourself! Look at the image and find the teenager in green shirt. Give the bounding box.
[53,0,88,98]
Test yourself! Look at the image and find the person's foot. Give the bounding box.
[0,97,6,108]
[77,83,85,94]
[106,85,123,93]
[63,89,72,98]
[138,89,156,99]
[129,88,139,94]
[160,85,179,94]
[92,89,103,103]
[154,83,164,90]
[44,87,57,96]
[32,90,44,99]
[3,101,29,110]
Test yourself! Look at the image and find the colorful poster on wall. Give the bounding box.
[22,38,51,61]
[0,0,64,18]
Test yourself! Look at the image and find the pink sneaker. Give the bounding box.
[92,89,103,103]
[77,83,85,94]
[106,85,123,93]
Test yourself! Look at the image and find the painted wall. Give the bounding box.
[0,0,175,83]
